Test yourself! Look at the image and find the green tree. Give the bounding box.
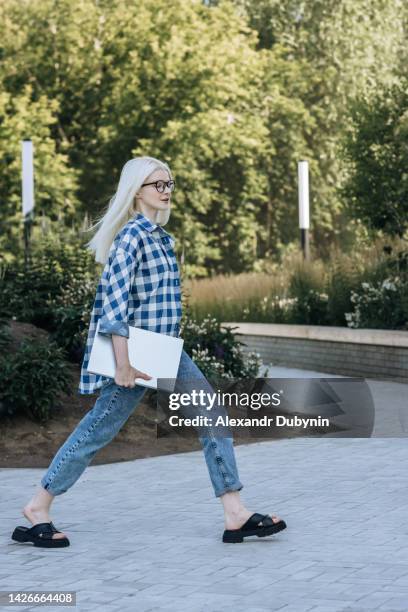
[0,0,311,274]
[340,80,408,238]
[0,86,79,262]
[229,0,407,255]
[2,0,404,272]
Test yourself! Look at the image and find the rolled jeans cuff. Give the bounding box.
[98,319,129,338]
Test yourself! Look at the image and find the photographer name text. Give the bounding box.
[168,415,330,428]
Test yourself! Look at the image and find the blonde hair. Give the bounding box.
[84,156,172,264]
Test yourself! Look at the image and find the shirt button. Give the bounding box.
[174,279,179,286]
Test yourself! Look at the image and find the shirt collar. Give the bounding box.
[132,211,171,237]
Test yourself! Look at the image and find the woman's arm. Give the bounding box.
[98,242,151,387]
[111,335,131,368]
[98,247,135,339]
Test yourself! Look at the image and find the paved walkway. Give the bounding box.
[264,364,408,438]
[1,366,408,612]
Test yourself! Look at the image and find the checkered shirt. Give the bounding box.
[78,212,182,395]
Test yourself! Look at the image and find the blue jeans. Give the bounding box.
[41,350,244,498]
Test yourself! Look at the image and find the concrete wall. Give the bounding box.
[222,323,408,383]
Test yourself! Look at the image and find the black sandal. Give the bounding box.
[222,512,287,543]
[11,521,70,548]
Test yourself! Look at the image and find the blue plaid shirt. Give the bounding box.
[78,212,182,395]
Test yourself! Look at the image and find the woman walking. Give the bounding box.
[12,156,286,547]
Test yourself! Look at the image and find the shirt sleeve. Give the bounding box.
[98,246,136,339]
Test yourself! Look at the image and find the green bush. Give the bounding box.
[287,262,329,325]
[0,236,98,362]
[0,316,11,350]
[180,292,266,380]
[46,276,95,363]
[345,276,408,330]
[344,247,408,329]
[0,334,73,423]
[325,257,361,326]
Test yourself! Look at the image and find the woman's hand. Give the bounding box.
[114,363,152,388]
[111,335,152,388]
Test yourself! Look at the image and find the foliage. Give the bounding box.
[0,316,12,350]
[47,275,96,363]
[0,86,80,263]
[2,0,405,272]
[0,0,280,273]
[340,79,408,237]
[186,238,408,330]
[229,0,407,256]
[324,253,362,327]
[344,277,408,330]
[190,292,292,324]
[344,247,408,330]
[0,331,72,423]
[180,290,266,379]
[0,232,98,361]
[286,260,329,325]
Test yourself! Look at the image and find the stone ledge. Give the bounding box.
[222,322,408,348]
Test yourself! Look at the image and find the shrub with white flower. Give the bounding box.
[287,289,329,325]
[180,302,265,380]
[345,276,408,330]
[190,347,228,379]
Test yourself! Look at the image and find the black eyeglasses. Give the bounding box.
[141,180,176,193]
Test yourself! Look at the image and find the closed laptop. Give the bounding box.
[87,319,184,391]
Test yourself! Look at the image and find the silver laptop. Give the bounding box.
[87,319,184,391]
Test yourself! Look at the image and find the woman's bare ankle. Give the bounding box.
[24,486,55,513]
[23,505,49,520]
[224,508,252,530]
[22,489,67,539]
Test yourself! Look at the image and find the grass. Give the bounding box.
[183,234,408,325]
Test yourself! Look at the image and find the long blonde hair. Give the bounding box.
[85,156,172,264]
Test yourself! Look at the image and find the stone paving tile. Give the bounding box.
[381,585,408,594]
[2,368,408,612]
[378,597,408,611]
[278,605,316,612]
[352,591,395,609]
[298,602,355,612]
